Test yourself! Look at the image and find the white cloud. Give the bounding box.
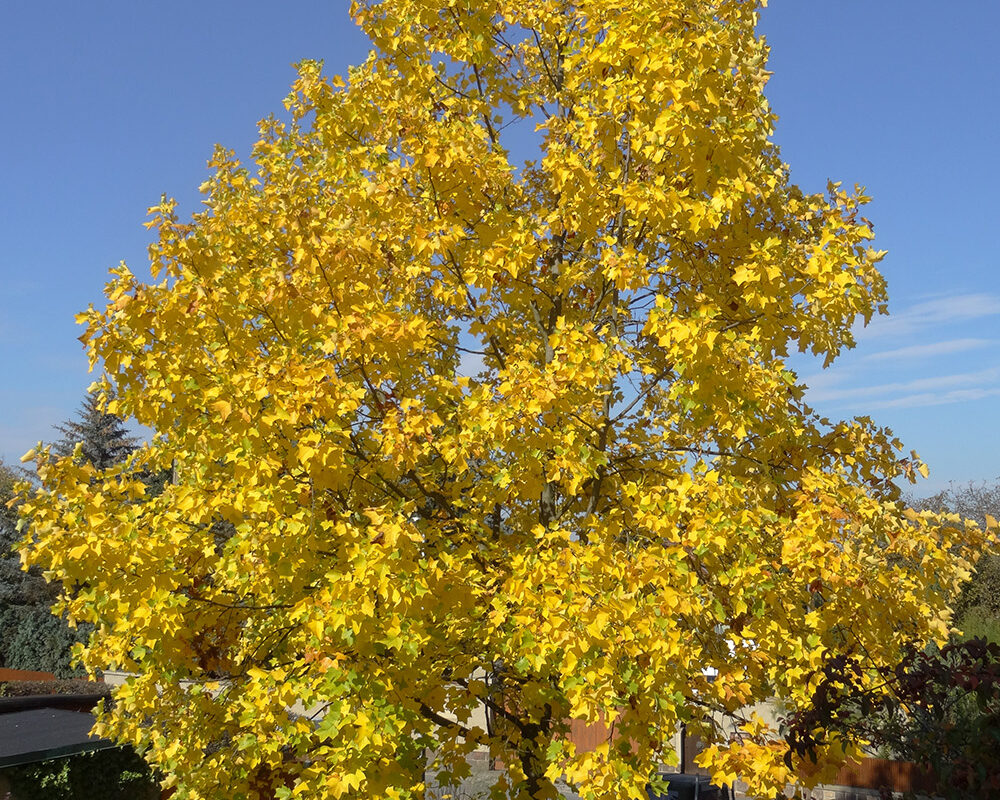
[863,338,994,362]
[808,365,1000,404]
[867,387,1000,410]
[857,293,1000,340]
[799,295,1000,414]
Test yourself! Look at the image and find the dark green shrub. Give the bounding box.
[2,747,159,800]
[0,606,90,678]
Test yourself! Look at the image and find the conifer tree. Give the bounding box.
[54,391,137,470]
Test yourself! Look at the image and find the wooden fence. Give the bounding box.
[823,757,936,794]
[0,668,56,682]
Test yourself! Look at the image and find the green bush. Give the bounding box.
[0,606,90,678]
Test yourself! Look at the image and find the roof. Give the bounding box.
[0,708,114,768]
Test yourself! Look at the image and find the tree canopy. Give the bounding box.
[18,1,993,798]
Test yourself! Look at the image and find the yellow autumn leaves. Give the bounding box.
[16,1,994,798]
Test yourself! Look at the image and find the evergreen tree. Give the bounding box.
[53,391,137,470]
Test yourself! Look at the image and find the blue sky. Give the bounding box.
[1,1,998,494]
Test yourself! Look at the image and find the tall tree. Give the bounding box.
[19,1,992,798]
[53,390,137,470]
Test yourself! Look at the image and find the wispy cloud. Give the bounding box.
[808,365,1000,404]
[863,338,995,362]
[858,293,1000,340]
[800,294,1000,415]
[867,387,1000,410]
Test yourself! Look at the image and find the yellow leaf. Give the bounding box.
[211,400,232,421]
